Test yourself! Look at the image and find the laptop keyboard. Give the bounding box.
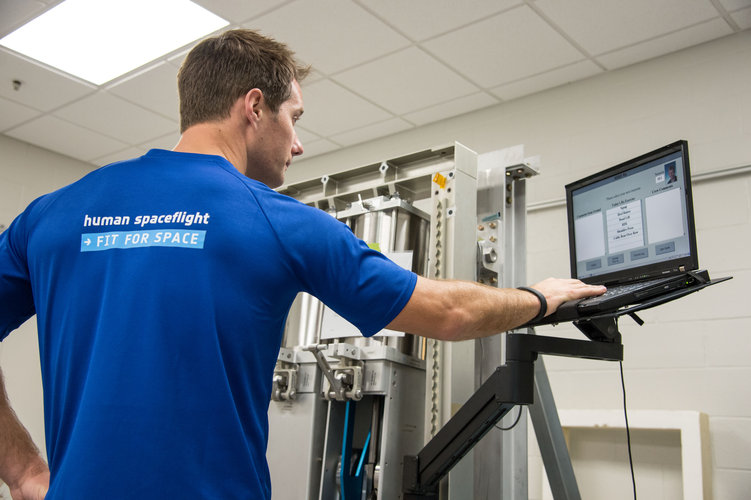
[578,277,672,306]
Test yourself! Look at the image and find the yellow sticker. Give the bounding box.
[432,172,447,189]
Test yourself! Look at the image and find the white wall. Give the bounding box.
[286,30,751,499]
[1,29,749,499]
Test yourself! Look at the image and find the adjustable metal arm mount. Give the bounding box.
[402,333,623,499]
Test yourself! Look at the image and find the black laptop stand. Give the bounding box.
[402,274,731,499]
[573,274,732,342]
[402,332,624,499]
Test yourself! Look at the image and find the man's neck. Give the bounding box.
[173,122,247,175]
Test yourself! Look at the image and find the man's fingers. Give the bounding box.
[529,277,607,313]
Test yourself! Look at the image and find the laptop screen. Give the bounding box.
[566,140,698,285]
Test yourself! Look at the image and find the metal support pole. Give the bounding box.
[474,150,539,500]
[501,167,530,500]
[528,357,581,500]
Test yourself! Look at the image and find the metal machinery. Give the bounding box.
[267,143,565,500]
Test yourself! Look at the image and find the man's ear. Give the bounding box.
[244,88,264,125]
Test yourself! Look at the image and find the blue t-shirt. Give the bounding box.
[0,150,417,499]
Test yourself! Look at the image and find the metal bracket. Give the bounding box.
[272,348,299,401]
[572,316,624,343]
[504,162,539,206]
[305,344,364,401]
[476,220,501,286]
[272,367,299,401]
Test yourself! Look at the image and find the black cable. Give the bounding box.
[619,360,637,500]
[495,405,523,431]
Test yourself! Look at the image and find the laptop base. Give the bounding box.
[569,275,731,341]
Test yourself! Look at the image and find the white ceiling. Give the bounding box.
[1,0,749,167]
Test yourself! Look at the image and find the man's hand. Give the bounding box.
[9,463,48,500]
[529,277,606,316]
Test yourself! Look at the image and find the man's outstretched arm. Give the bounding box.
[387,276,605,341]
[0,368,49,500]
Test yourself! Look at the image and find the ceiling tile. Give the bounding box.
[192,0,287,23]
[6,115,128,162]
[0,95,41,131]
[53,91,178,145]
[359,0,522,41]
[304,69,326,85]
[490,60,603,101]
[295,138,340,159]
[107,62,180,121]
[0,1,744,166]
[294,126,321,144]
[402,92,498,126]
[534,0,720,55]
[422,5,584,88]
[719,0,751,11]
[596,18,733,70]
[167,48,191,68]
[248,0,410,74]
[329,117,413,146]
[0,0,48,38]
[333,47,479,115]
[298,79,392,136]
[732,7,751,29]
[0,47,95,111]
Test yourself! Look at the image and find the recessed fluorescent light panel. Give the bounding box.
[0,0,228,85]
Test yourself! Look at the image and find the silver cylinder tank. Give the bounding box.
[345,201,429,358]
[282,196,429,359]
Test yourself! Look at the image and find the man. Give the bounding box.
[0,29,603,499]
[666,162,678,184]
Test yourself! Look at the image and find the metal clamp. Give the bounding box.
[305,344,364,401]
[272,368,298,401]
[272,348,299,401]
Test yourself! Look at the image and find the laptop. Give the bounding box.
[538,140,708,324]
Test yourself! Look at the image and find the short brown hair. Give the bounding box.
[177,29,310,133]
